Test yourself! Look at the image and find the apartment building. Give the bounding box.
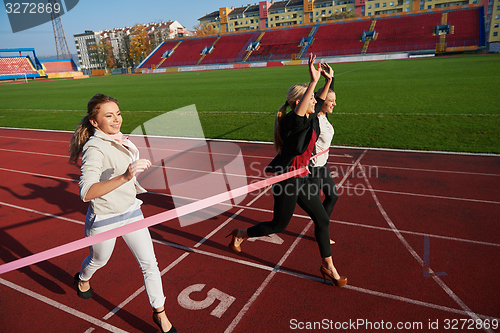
[73,21,187,70]
[198,0,500,46]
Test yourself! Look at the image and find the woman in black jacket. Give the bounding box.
[227,54,346,287]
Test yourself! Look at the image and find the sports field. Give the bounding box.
[0,54,499,153]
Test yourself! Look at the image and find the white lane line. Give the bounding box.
[152,239,499,322]
[2,126,499,157]
[0,201,84,225]
[358,162,493,333]
[366,187,500,205]
[224,221,314,333]
[0,167,77,182]
[343,284,500,322]
[329,219,500,248]
[336,150,367,188]
[0,169,497,330]
[0,277,130,333]
[329,161,500,177]
[2,142,499,178]
[359,163,500,177]
[2,128,498,330]
[3,183,496,250]
[0,135,68,143]
[3,191,497,249]
[0,164,494,204]
[99,182,273,322]
[0,148,69,159]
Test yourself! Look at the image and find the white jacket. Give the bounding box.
[79,130,146,215]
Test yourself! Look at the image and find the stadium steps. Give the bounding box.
[157,41,182,68]
[196,36,220,65]
[441,12,448,25]
[243,32,265,62]
[361,20,377,54]
[237,32,261,60]
[435,12,448,53]
[298,26,318,58]
[196,54,207,65]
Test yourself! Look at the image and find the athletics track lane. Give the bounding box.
[0,128,499,333]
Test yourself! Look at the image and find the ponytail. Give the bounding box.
[273,84,308,153]
[69,114,95,164]
[68,93,119,164]
[273,102,288,153]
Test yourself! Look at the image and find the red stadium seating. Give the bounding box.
[158,37,218,67]
[42,60,76,73]
[367,12,441,53]
[139,6,483,69]
[0,57,38,76]
[308,20,372,56]
[200,32,257,65]
[446,8,481,47]
[141,40,181,68]
[247,26,313,61]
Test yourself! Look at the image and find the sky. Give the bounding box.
[0,0,235,57]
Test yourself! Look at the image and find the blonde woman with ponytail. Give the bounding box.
[228,54,347,287]
[69,94,177,333]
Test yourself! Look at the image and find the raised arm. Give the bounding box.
[294,54,322,117]
[317,63,334,101]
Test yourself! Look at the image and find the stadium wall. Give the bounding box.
[140,53,411,75]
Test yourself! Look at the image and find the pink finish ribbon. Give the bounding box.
[0,149,328,275]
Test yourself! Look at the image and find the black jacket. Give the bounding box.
[265,97,324,174]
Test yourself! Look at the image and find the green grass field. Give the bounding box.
[0,54,499,153]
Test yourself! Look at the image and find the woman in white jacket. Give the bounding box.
[69,94,176,333]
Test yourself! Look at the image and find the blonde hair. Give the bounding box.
[273,84,308,153]
[68,94,119,164]
[315,87,335,98]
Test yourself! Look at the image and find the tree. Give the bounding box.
[88,37,113,69]
[193,22,219,37]
[129,24,152,65]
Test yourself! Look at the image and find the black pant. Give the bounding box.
[247,176,332,258]
[308,164,339,217]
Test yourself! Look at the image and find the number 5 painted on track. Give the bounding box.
[177,284,236,318]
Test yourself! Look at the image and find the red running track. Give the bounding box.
[0,127,499,333]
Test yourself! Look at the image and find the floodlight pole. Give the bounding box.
[49,0,72,59]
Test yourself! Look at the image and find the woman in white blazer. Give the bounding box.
[69,94,176,333]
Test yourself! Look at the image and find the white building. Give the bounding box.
[73,20,188,70]
[73,30,102,71]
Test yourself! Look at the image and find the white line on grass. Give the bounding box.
[2,109,499,117]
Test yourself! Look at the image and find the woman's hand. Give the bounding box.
[124,159,152,181]
[321,63,334,81]
[308,53,322,83]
